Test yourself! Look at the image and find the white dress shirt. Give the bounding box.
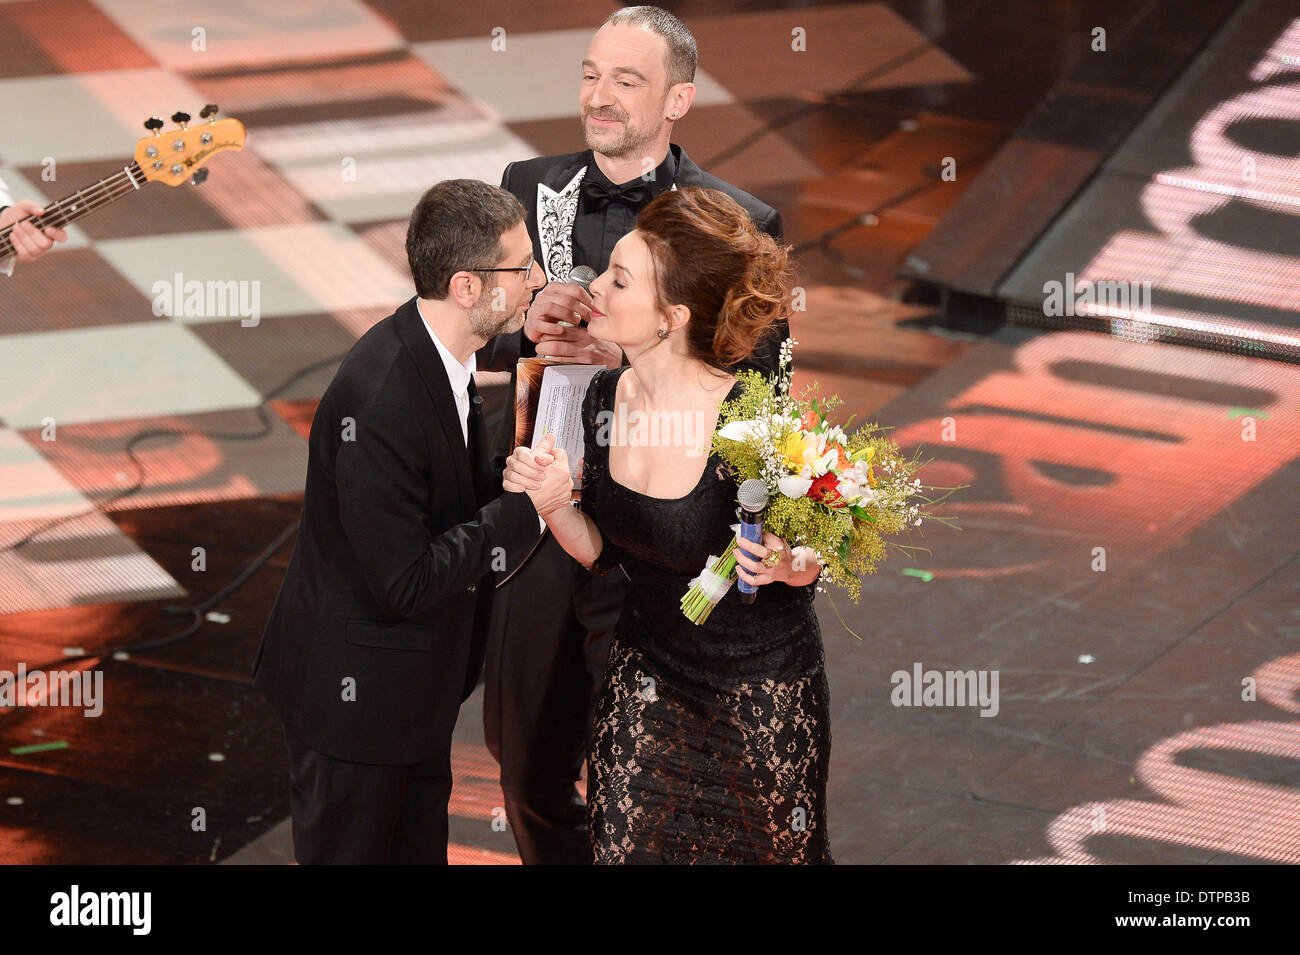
[417,301,546,533]
[417,301,476,447]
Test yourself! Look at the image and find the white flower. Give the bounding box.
[811,446,838,477]
[718,419,761,443]
[778,475,813,498]
[836,477,862,503]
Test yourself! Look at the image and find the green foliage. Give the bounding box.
[699,355,952,606]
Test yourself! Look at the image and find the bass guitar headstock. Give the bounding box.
[135,104,245,187]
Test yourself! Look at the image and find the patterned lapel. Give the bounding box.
[536,166,586,282]
[536,147,683,281]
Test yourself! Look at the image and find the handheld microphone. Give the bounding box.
[557,266,597,327]
[568,265,596,290]
[736,479,769,604]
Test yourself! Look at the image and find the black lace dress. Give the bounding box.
[578,366,833,864]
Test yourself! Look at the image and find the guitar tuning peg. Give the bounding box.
[171,110,191,128]
[144,117,164,134]
[199,104,220,120]
[190,168,210,187]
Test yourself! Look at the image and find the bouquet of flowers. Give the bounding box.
[681,338,955,627]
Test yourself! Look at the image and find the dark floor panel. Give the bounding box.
[105,496,301,680]
[189,313,354,402]
[0,658,288,863]
[0,249,155,334]
[0,762,284,864]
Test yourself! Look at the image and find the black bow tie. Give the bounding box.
[580,178,654,211]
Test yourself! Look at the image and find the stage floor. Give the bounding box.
[4,324,1296,865]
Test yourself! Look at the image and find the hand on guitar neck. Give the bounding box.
[0,200,68,267]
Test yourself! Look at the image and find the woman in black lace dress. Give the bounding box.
[504,188,832,864]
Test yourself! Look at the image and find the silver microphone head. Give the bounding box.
[738,479,769,513]
[568,265,597,291]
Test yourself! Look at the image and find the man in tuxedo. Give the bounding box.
[254,178,571,864]
[0,175,69,275]
[476,6,789,864]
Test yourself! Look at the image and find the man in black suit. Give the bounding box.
[254,178,571,864]
[476,6,789,864]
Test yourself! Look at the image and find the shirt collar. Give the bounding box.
[415,300,476,396]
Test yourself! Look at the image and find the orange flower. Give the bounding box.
[801,409,820,431]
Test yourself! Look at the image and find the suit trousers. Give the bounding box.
[285,729,454,864]
[483,532,627,864]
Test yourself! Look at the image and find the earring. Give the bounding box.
[657,328,669,339]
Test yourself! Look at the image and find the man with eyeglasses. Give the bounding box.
[475,6,788,865]
[253,179,567,863]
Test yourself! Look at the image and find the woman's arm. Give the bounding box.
[539,502,606,572]
[503,435,606,570]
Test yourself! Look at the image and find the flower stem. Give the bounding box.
[680,534,741,624]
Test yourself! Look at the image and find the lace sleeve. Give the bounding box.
[580,368,625,577]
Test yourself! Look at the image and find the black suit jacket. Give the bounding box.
[476,143,789,440]
[253,298,542,765]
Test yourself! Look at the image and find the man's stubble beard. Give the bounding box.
[581,108,666,161]
[468,292,524,340]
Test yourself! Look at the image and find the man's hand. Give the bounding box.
[525,282,623,369]
[1,201,68,263]
[524,282,591,342]
[503,433,574,516]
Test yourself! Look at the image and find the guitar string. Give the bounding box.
[0,164,143,255]
[5,166,140,230]
[0,171,138,252]
[3,167,141,232]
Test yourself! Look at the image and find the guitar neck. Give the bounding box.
[0,162,148,259]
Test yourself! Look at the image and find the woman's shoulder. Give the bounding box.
[591,362,626,390]
[584,364,627,420]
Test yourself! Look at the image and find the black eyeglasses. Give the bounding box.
[461,256,539,279]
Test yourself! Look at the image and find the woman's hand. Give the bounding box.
[503,433,572,516]
[733,531,821,589]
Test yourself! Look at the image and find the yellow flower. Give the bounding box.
[779,431,814,470]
